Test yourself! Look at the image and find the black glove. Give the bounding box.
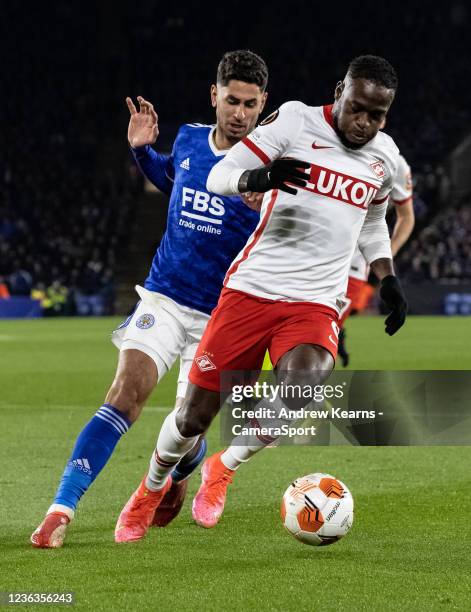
[379,275,408,336]
[246,158,310,195]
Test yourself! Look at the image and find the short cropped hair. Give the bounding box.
[217,50,268,91]
[347,55,398,90]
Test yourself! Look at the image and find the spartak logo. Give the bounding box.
[195,355,216,372]
[303,164,380,209]
[370,160,385,179]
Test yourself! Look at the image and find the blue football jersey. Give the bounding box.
[132,124,260,315]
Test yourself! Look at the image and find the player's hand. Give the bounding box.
[379,275,407,335]
[126,96,159,148]
[240,191,264,212]
[246,158,311,195]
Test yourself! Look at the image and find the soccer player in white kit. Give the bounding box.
[115,55,408,540]
[338,154,414,364]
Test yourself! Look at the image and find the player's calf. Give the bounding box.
[105,349,158,422]
[175,385,223,438]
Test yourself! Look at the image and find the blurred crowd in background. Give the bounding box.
[1,1,470,315]
[0,114,139,313]
[395,205,471,283]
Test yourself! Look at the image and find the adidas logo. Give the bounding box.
[71,458,92,474]
[180,157,190,171]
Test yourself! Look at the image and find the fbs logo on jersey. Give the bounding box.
[195,355,217,372]
[136,313,155,329]
[181,187,225,226]
[180,157,190,171]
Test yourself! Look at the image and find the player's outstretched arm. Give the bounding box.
[126,96,174,195]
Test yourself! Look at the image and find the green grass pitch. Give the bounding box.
[0,316,470,611]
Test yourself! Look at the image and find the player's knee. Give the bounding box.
[278,344,334,375]
[277,345,334,410]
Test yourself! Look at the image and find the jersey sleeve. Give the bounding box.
[360,145,397,259]
[390,155,413,205]
[357,199,392,264]
[371,146,400,205]
[130,139,176,195]
[241,101,306,163]
[207,101,305,195]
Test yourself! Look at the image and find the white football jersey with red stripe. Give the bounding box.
[207,101,400,312]
[349,153,412,281]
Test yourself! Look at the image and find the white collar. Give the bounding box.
[208,126,230,156]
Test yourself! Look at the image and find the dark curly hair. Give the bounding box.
[347,55,398,90]
[217,50,268,91]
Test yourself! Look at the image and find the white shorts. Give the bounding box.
[112,286,210,398]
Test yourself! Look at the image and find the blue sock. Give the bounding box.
[53,404,131,511]
[171,437,207,482]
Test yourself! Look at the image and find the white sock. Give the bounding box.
[221,444,261,470]
[47,504,75,520]
[146,409,199,491]
[221,396,293,470]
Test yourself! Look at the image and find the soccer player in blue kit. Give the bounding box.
[31,50,268,548]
